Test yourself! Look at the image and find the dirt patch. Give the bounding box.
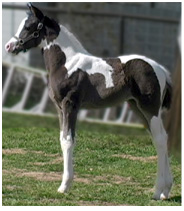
[20,171,61,181]
[3,168,133,185]
[2,148,27,155]
[77,200,130,206]
[74,176,91,184]
[93,175,131,184]
[111,175,132,184]
[32,157,63,166]
[112,154,157,162]
[74,174,132,185]
[5,185,20,191]
[29,150,60,158]
[2,168,61,181]
[2,148,61,159]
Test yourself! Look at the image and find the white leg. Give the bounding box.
[150,113,173,200]
[58,130,75,193]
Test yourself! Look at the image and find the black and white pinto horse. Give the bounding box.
[5,4,173,200]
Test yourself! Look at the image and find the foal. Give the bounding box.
[5,4,173,200]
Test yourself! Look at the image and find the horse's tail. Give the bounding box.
[162,71,172,110]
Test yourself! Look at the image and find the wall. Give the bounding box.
[54,2,180,71]
[2,2,181,71]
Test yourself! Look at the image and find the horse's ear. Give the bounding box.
[27,3,44,20]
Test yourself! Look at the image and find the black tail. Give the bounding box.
[162,81,172,109]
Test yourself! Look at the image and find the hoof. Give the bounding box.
[57,184,69,193]
[152,192,168,200]
[160,193,167,200]
[57,186,66,193]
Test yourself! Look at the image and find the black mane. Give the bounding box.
[44,16,60,37]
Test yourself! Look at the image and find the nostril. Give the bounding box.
[5,43,12,52]
[6,44,10,50]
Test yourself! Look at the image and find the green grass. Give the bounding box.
[2,112,181,206]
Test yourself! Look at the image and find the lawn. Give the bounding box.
[2,112,181,206]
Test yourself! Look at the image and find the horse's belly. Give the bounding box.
[81,87,130,109]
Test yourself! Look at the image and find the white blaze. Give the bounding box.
[7,17,27,44]
[15,17,28,38]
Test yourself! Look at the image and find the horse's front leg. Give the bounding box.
[57,98,78,193]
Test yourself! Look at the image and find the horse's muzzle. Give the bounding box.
[5,37,20,54]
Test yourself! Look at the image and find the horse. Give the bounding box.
[5,3,173,200]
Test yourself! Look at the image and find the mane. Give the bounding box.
[44,16,60,36]
[59,25,89,55]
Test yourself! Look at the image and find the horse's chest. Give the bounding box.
[43,45,70,103]
[48,85,58,106]
[48,75,69,104]
[48,69,84,107]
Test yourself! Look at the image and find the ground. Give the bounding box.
[2,112,181,206]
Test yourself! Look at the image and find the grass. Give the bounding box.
[2,112,181,206]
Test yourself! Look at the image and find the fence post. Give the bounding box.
[2,65,15,105]
[11,73,34,111]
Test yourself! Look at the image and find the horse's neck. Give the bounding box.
[57,25,90,61]
[42,25,90,74]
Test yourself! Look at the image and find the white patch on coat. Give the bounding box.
[42,40,61,50]
[55,25,114,88]
[43,25,114,88]
[118,54,171,102]
[66,53,114,88]
[39,39,47,49]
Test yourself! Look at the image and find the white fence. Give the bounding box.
[2,61,142,127]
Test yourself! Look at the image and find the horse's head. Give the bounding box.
[5,3,46,54]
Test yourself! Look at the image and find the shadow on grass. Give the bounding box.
[78,121,147,136]
[167,195,181,203]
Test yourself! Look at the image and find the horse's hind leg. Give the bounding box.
[149,110,173,200]
[125,58,173,199]
[129,99,173,200]
[128,99,149,129]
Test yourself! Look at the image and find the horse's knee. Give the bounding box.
[60,130,74,148]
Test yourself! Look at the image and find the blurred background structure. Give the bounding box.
[2,2,181,132]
